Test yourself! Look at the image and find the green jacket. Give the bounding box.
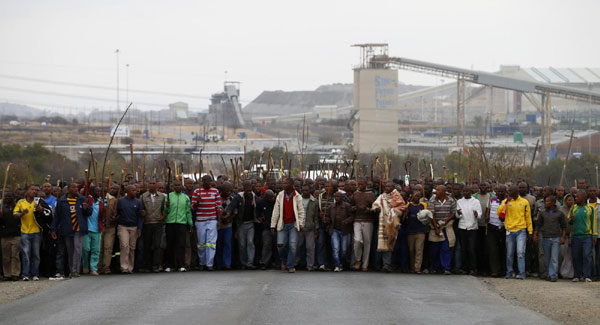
[569,204,597,238]
[164,192,193,226]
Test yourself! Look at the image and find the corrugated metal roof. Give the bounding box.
[523,67,600,84]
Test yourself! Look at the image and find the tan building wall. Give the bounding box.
[353,68,399,153]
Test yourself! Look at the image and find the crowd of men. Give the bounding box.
[1,172,598,284]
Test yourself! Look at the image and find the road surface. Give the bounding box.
[0,271,554,324]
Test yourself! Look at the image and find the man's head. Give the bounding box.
[545,196,557,210]
[202,175,212,189]
[184,178,195,192]
[576,190,588,205]
[577,179,587,190]
[91,186,100,199]
[346,180,357,193]
[67,183,78,197]
[588,186,597,200]
[243,181,253,197]
[301,185,311,198]
[125,185,137,198]
[264,189,276,203]
[147,179,157,193]
[334,191,343,203]
[479,182,489,195]
[42,183,52,196]
[451,183,462,199]
[173,181,183,194]
[385,181,395,194]
[518,182,528,196]
[509,185,520,200]
[109,184,119,196]
[284,178,294,192]
[412,190,422,203]
[3,190,14,205]
[221,182,233,198]
[358,178,367,192]
[543,186,554,198]
[462,186,473,199]
[496,184,507,200]
[437,185,448,199]
[555,186,565,199]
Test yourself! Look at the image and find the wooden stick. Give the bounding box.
[130,143,135,182]
[2,163,12,204]
[221,156,229,178]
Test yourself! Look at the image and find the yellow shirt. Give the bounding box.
[14,199,40,234]
[497,196,532,234]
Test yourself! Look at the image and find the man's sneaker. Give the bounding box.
[354,261,361,271]
[572,277,580,282]
[550,278,557,282]
[22,276,29,281]
[307,266,314,272]
[164,268,172,273]
[207,267,215,271]
[334,267,341,272]
[70,273,80,278]
[585,278,592,282]
[247,264,256,270]
[288,268,296,273]
[443,270,452,275]
[179,267,187,272]
[32,276,39,281]
[90,271,99,276]
[54,273,64,278]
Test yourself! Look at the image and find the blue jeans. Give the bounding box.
[238,223,255,266]
[196,220,218,267]
[542,237,561,280]
[216,226,232,267]
[20,232,41,278]
[331,230,350,268]
[572,236,593,279]
[430,229,452,272]
[506,229,527,279]
[277,222,298,270]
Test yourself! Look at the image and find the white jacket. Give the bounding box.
[271,190,305,231]
[456,197,483,230]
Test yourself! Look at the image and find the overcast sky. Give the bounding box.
[0,0,597,114]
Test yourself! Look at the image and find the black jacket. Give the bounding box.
[0,204,20,237]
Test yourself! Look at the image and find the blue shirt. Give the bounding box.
[88,201,100,232]
[46,195,57,211]
[117,196,143,231]
[406,202,427,234]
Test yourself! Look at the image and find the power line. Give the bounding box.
[0,73,251,103]
[0,86,207,110]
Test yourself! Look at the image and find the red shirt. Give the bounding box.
[283,191,296,224]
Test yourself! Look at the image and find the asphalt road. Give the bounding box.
[0,271,554,325]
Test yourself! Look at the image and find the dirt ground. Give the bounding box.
[481,277,600,324]
[0,279,60,305]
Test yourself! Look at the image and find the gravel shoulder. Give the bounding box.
[481,277,600,325]
[0,279,61,305]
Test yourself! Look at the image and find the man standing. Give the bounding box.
[519,182,538,276]
[141,179,166,273]
[474,182,491,275]
[257,190,277,270]
[1,191,20,281]
[372,181,404,273]
[225,181,257,269]
[164,181,193,272]
[116,185,143,274]
[456,186,483,275]
[327,191,353,272]
[42,183,57,211]
[486,185,506,277]
[216,182,234,270]
[15,186,44,281]
[271,178,305,273]
[534,196,566,282]
[192,175,221,271]
[498,185,532,280]
[351,178,376,272]
[51,183,92,278]
[82,186,104,276]
[99,184,119,275]
[296,185,319,271]
[428,185,456,275]
[569,190,597,282]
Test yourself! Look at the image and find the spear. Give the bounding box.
[101,102,133,187]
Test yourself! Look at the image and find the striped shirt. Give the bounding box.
[191,187,221,222]
[67,197,80,232]
[428,196,457,223]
